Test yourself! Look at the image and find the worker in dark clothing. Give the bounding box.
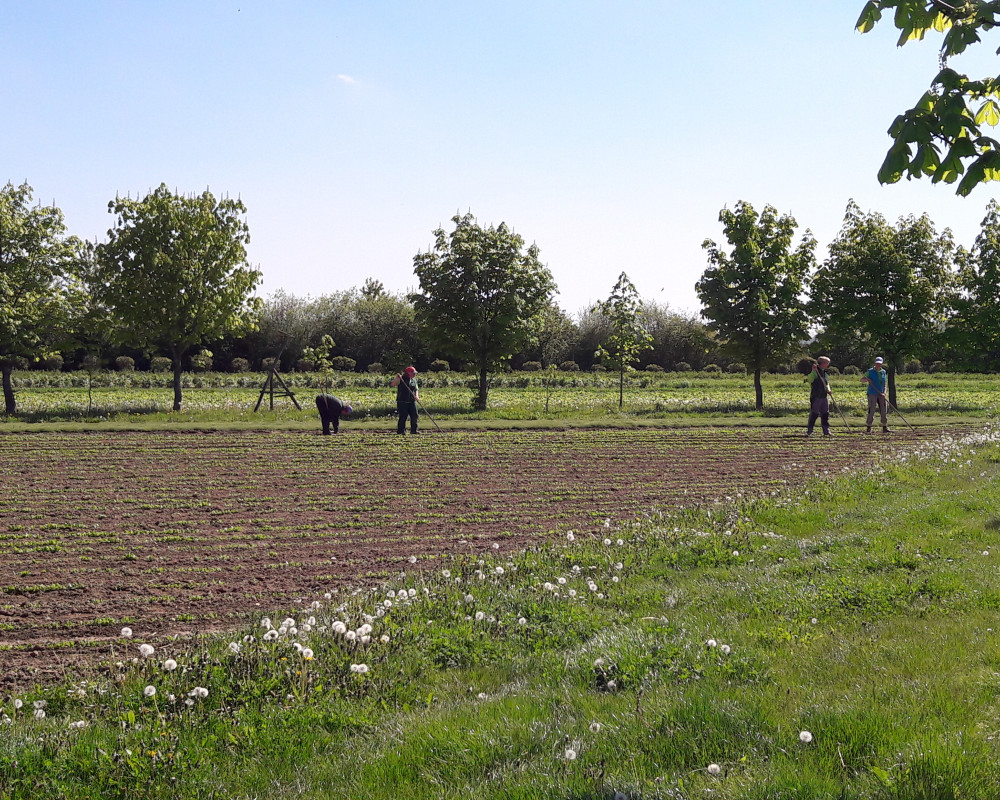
[805,356,833,437]
[315,395,352,435]
[390,366,419,435]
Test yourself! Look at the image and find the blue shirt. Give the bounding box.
[865,367,886,396]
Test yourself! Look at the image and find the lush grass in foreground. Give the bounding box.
[3,428,1000,798]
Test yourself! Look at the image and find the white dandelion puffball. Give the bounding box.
[799,730,813,743]
[589,721,602,733]
[603,538,612,546]
[464,594,474,604]
[811,617,818,625]
[475,611,485,621]
[706,639,717,649]
[382,600,392,609]
[332,621,347,635]
[518,617,527,626]
[566,532,575,542]
[138,644,155,658]
[143,685,156,698]
[720,644,731,655]
[543,582,554,591]
[260,617,272,629]
[564,748,577,761]
[387,590,396,599]
[442,570,451,578]
[302,648,314,660]
[379,634,390,644]
[34,709,45,720]
[13,699,23,709]
[707,763,721,776]
[193,687,209,698]
[69,720,88,729]
[345,630,357,642]
[120,627,133,638]
[408,555,417,563]
[33,700,46,709]
[616,538,624,546]
[492,542,500,550]
[557,577,567,585]
[495,566,504,575]
[228,642,241,654]
[263,629,279,642]
[282,618,296,629]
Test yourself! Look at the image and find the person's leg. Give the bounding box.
[408,404,418,434]
[806,411,818,435]
[866,395,877,430]
[879,396,889,430]
[397,404,406,434]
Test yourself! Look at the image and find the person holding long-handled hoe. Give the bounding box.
[805,356,834,437]
[861,356,890,434]
[390,366,421,435]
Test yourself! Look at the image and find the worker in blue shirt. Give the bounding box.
[861,356,890,433]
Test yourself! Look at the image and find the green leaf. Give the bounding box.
[975,99,1000,126]
[855,1,882,34]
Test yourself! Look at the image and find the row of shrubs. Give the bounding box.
[16,354,946,376]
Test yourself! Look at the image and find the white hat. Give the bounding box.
[875,357,884,364]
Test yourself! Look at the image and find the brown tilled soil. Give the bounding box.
[0,426,946,690]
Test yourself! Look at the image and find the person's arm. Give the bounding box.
[390,375,400,387]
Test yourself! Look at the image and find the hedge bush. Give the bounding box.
[115,356,135,372]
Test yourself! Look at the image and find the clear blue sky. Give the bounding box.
[3,1,998,317]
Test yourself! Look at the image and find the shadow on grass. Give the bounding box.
[0,404,165,424]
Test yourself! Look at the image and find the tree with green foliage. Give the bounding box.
[697,202,815,411]
[0,182,84,414]
[412,213,556,410]
[857,1,1000,195]
[950,200,1000,368]
[593,273,653,409]
[809,200,955,407]
[93,184,262,411]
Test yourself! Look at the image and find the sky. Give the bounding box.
[4,1,1000,318]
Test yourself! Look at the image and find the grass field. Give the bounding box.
[2,369,997,428]
[3,423,1000,798]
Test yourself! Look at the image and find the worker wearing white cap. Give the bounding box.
[861,357,889,433]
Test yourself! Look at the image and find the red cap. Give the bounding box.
[404,366,417,377]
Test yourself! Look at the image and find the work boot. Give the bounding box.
[882,426,891,433]
[866,426,872,434]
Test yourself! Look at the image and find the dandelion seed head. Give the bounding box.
[228,642,241,654]
[518,617,527,626]
[379,634,390,643]
[564,748,577,760]
[720,644,731,655]
[707,763,721,776]
[302,648,314,660]
[13,699,23,709]
[706,639,717,649]
[603,538,612,546]
[138,644,155,658]
[589,721,602,733]
[799,730,813,743]
[143,685,156,698]
[120,627,133,638]
[495,566,504,575]
[33,709,45,720]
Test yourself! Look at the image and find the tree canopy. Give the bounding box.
[950,199,1000,368]
[697,201,815,410]
[93,184,262,410]
[411,213,555,410]
[858,0,1000,194]
[809,200,955,405]
[0,182,83,414]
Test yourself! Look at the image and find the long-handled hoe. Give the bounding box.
[885,395,916,432]
[397,374,443,433]
[828,388,853,432]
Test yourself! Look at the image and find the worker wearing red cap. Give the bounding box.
[390,366,419,434]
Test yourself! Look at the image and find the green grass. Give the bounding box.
[2,368,996,431]
[3,427,1000,797]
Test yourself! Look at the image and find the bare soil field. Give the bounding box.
[0,427,938,689]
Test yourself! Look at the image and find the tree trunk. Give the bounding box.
[619,366,625,409]
[172,353,183,412]
[1,363,15,415]
[754,367,763,411]
[888,366,897,410]
[475,363,489,411]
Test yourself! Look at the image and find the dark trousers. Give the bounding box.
[316,396,340,435]
[397,403,418,434]
[807,397,830,435]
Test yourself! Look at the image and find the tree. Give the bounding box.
[809,200,955,406]
[640,303,719,371]
[93,184,262,411]
[593,273,653,409]
[950,200,1000,368]
[697,201,816,410]
[857,1,1000,195]
[0,182,83,414]
[411,213,556,410]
